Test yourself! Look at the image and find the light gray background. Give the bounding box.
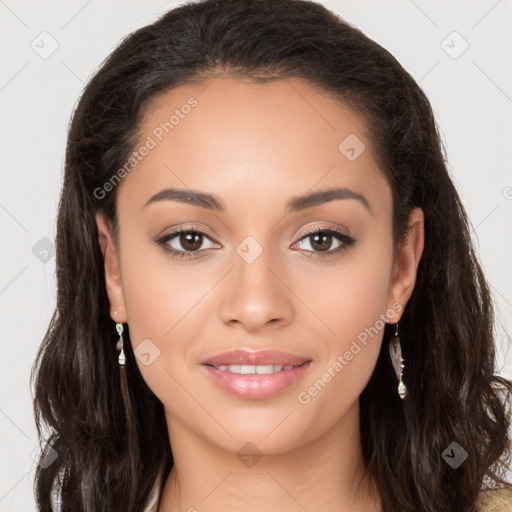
[1,1,511,510]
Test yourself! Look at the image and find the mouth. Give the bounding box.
[205,362,306,374]
[200,349,312,399]
[201,349,310,367]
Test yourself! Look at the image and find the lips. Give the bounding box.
[201,349,310,367]
[201,349,312,399]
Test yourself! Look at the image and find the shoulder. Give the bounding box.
[143,472,165,512]
[476,487,512,512]
[144,472,164,512]
[143,488,161,512]
[143,495,159,512]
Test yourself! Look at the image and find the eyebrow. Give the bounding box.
[143,186,372,214]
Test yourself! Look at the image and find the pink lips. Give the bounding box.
[201,349,312,399]
[202,349,310,367]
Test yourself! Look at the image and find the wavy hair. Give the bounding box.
[30,0,512,511]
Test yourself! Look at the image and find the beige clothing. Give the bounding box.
[477,487,512,511]
[143,486,512,512]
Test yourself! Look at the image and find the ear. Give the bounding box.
[95,211,127,323]
[386,207,425,321]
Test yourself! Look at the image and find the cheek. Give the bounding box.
[333,250,392,339]
[117,231,218,400]
[119,219,208,340]
[294,228,393,351]
[293,230,393,413]
[336,236,393,365]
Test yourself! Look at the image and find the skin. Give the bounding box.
[96,76,424,512]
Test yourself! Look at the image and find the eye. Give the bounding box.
[156,227,219,259]
[292,227,355,257]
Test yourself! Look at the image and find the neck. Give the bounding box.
[157,399,382,512]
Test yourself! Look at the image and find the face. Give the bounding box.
[96,76,423,455]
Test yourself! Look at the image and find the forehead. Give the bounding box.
[117,76,390,217]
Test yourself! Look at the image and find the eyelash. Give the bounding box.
[156,225,355,260]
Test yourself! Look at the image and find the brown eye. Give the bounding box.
[178,232,204,251]
[157,228,218,259]
[294,227,355,257]
[308,232,334,252]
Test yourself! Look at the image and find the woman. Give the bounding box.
[30,0,512,511]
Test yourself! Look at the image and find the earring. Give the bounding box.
[389,322,407,399]
[116,322,126,366]
[113,318,135,424]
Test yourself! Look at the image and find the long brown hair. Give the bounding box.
[30,0,512,510]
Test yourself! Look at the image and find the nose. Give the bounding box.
[218,243,294,333]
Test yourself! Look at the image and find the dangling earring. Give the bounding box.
[116,322,126,366]
[389,322,407,399]
[113,316,135,423]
